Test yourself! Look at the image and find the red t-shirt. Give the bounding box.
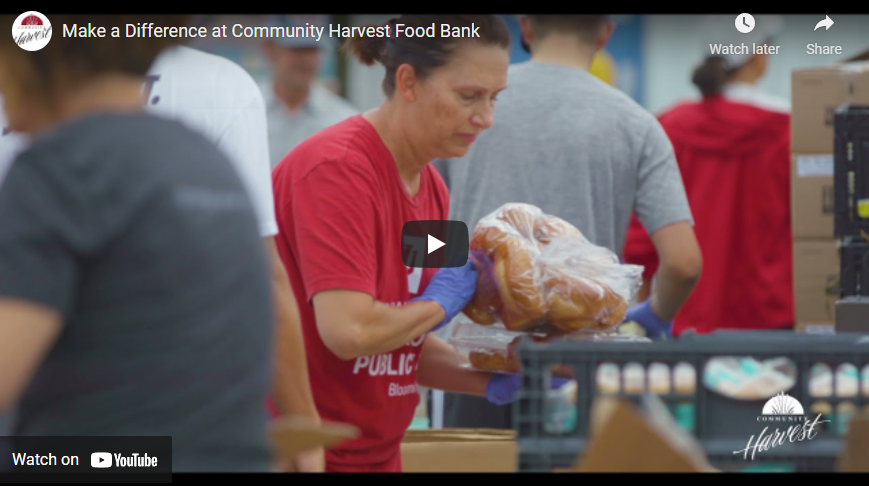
[271,115,448,471]
[622,97,793,335]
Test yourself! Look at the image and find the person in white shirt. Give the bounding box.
[145,45,323,472]
[261,15,359,166]
[0,105,25,435]
[0,106,25,188]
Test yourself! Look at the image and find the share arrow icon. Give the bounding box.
[814,15,834,31]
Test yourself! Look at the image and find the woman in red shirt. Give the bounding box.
[271,15,528,472]
[622,16,792,338]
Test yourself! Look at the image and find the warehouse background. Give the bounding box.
[187,14,869,115]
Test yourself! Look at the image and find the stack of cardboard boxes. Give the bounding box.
[791,53,869,332]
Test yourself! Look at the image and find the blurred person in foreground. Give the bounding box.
[146,43,322,473]
[432,14,702,430]
[0,15,274,471]
[623,15,792,337]
[262,14,358,166]
[0,108,24,188]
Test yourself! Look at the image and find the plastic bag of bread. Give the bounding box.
[463,203,644,332]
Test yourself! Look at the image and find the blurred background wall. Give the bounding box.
[186,14,869,116]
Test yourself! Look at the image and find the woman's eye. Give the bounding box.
[461,93,477,101]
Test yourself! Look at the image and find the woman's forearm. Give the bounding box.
[417,334,491,396]
[314,290,446,360]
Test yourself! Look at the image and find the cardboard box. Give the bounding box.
[791,61,869,154]
[837,414,869,472]
[793,239,840,329]
[401,428,517,472]
[572,396,716,473]
[791,154,835,239]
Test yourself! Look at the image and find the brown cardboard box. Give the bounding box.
[268,416,360,460]
[791,154,835,239]
[793,239,840,330]
[837,414,869,472]
[791,61,869,154]
[572,397,716,473]
[400,428,517,472]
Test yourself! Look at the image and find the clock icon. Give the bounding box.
[735,13,755,33]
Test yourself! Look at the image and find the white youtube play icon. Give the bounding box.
[427,234,445,254]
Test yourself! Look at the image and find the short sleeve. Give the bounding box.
[622,212,659,280]
[286,159,380,302]
[634,120,694,234]
[216,90,279,238]
[0,154,84,316]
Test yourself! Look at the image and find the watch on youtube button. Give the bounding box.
[401,220,469,268]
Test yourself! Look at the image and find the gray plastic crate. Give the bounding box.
[513,331,869,472]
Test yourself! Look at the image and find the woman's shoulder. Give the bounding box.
[275,115,384,186]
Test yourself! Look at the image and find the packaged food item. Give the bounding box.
[596,363,621,395]
[702,357,796,401]
[648,362,672,395]
[673,363,697,395]
[809,363,833,397]
[810,401,832,433]
[448,315,649,376]
[808,362,860,397]
[836,364,860,397]
[836,402,857,435]
[862,365,869,397]
[623,363,646,395]
[462,203,643,332]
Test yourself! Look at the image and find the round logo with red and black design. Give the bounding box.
[12,12,52,51]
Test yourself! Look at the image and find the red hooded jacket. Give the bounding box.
[623,94,793,335]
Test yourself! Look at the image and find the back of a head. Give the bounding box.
[343,15,512,96]
[691,14,784,97]
[524,15,609,46]
[0,15,191,101]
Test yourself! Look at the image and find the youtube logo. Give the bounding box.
[401,220,469,268]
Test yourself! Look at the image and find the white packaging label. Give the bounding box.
[797,155,834,177]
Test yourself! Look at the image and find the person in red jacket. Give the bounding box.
[623,15,792,338]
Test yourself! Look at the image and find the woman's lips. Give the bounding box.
[459,133,478,143]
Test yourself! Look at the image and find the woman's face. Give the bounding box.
[406,43,509,160]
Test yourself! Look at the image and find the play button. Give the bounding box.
[402,220,469,268]
[428,234,445,254]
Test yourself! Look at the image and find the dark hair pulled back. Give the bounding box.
[343,15,511,96]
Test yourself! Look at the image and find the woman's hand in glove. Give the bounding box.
[624,299,672,340]
[410,259,478,332]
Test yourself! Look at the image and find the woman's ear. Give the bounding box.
[518,15,534,50]
[395,63,418,103]
[595,22,616,51]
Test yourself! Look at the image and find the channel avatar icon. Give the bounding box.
[11,11,52,51]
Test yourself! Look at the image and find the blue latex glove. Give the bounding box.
[485,374,571,406]
[410,259,478,332]
[624,299,672,340]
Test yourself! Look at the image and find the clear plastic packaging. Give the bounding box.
[448,315,649,375]
[462,203,644,332]
[702,357,796,401]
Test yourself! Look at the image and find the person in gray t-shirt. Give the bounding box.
[0,16,273,471]
[432,15,703,429]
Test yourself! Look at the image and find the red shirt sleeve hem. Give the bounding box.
[305,276,377,303]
